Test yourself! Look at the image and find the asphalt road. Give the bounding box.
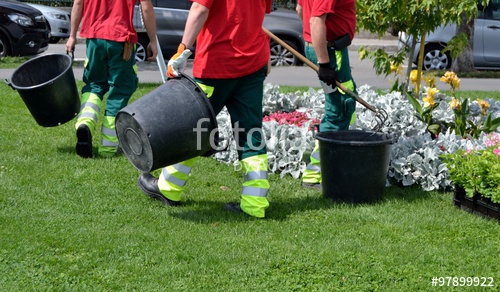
[2,43,499,91]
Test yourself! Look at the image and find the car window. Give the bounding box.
[155,0,189,10]
[478,0,500,20]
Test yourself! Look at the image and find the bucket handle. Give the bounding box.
[66,50,75,64]
[4,79,14,90]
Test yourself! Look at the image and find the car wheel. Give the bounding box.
[0,32,12,58]
[421,44,451,70]
[135,35,149,63]
[270,39,298,66]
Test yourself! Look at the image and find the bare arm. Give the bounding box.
[140,0,158,61]
[181,2,210,48]
[296,4,303,23]
[65,0,84,52]
[310,14,329,64]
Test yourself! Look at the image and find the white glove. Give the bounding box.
[167,43,192,78]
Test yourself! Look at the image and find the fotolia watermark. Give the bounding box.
[193,118,267,152]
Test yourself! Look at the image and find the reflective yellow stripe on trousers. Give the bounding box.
[75,92,101,131]
[240,154,269,218]
[157,157,198,202]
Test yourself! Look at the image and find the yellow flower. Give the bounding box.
[423,87,439,108]
[451,77,460,90]
[423,75,436,88]
[478,99,490,115]
[423,96,435,108]
[410,70,419,85]
[449,98,461,111]
[390,62,402,75]
[440,71,460,90]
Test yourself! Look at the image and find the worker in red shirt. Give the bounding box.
[137,0,272,218]
[297,0,358,189]
[66,0,158,158]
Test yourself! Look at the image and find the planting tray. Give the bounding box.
[453,186,500,221]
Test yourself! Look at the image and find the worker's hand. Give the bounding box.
[65,36,76,54]
[317,63,339,89]
[167,43,192,78]
[146,41,158,62]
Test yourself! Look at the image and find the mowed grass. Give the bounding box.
[0,81,499,291]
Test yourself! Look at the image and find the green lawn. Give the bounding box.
[1,81,499,291]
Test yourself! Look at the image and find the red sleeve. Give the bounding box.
[311,0,335,17]
[266,0,272,13]
[193,0,213,9]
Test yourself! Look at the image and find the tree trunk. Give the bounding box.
[451,12,475,73]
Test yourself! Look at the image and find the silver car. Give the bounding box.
[133,0,304,66]
[398,0,500,70]
[26,3,70,44]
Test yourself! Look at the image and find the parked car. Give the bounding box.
[0,0,50,57]
[398,0,500,70]
[133,0,304,66]
[25,3,70,44]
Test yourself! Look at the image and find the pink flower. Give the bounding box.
[493,147,500,156]
[263,110,319,128]
[485,133,500,147]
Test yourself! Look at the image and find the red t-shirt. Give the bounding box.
[192,0,272,79]
[298,0,356,43]
[79,0,139,43]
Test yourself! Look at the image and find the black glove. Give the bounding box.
[318,63,339,89]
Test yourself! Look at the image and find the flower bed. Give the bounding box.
[213,74,500,191]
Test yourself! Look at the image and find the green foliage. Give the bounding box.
[443,32,470,59]
[441,139,500,203]
[0,56,30,69]
[356,0,479,78]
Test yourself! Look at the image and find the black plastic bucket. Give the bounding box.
[115,74,217,172]
[8,54,80,127]
[316,130,394,203]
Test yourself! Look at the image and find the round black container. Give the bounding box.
[115,74,217,172]
[9,54,79,127]
[316,130,394,203]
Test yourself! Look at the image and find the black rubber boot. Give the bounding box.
[137,173,181,206]
[76,124,93,158]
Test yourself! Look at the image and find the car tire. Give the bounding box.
[0,32,12,57]
[135,34,149,63]
[421,44,451,71]
[270,39,299,66]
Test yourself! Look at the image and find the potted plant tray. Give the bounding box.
[453,185,500,221]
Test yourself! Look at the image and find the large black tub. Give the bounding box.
[8,54,80,127]
[316,130,394,203]
[115,74,218,172]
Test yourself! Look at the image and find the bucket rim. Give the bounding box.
[178,72,218,128]
[10,53,73,91]
[315,130,394,146]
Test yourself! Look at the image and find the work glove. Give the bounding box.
[167,43,192,78]
[318,63,339,90]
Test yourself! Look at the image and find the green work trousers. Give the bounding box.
[82,38,138,117]
[304,44,357,131]
[195,66,268,160]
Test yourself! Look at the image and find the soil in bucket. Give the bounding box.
[9,54,80,127]
[316,130,394,203]
[115,73,217,172]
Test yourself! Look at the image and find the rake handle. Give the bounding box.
[263,27,377,113]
